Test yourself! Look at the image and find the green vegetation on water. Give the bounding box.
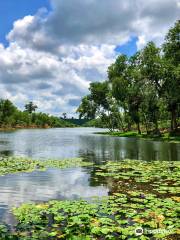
[0,157,92,176]
[0,158,179,239]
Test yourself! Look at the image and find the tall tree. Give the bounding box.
[77,21,179,134]
[76,95,97,119]
[62,113,67,119]
[163,21,180,131]
[109,53,143,133]
[24,101,38,114]
[140,42,163,133]
[0,99,17,125]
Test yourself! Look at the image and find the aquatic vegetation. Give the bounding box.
[95,160,180,196]
[0,191,179,239]
[0,157,93,176]
[0,157,45,176]
[0,159,179,239]
[44,158,93,169]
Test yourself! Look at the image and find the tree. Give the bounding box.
[108,55,131,131]
[89,81,110,110]
[88,82,118,130]
[25,101,38,114]
[76,96,97,119]
[77,21,180,135]
[0,99,17,126]
[140,42,163,95]
[140,42,163,133]
[163,20,180,66]
[62,113,67,119]
[163,21,180,131]
[109,53,143,134]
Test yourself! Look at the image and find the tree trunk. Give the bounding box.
[117,115,125,132]
[137,122,141,134]
[154,120,160,134]
[143,113,149,134]
[127,122,131,132]
[171,109,177,131]
[107,112,113,132]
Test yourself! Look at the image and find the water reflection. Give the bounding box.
[0,128,179,161]
[0,167,108,224]
[78,134,180,162]
[0,128,179,225]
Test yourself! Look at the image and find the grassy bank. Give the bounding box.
[95,131,180,143]
[0,157,179,239]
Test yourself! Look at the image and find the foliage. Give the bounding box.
[162,20,180,131]
[0,159,179,239]
[77,21,180,134]
[0,99,74,129]
[95,131,180,143]
[0,157,93,176]
[83,118,109,128]
[76,95,97,119]
[24,102,38,114]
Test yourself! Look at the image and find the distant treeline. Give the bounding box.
[77,21,180,134]
[0,99,74,129]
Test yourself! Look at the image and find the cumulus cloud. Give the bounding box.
[0,0,179,116]
[0,42,116,116]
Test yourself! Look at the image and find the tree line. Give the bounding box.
[0,100,73,129]
[77,21,180,134]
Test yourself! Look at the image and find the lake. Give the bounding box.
[0,128,179,224]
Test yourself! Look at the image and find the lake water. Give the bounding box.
[0,128,179,224]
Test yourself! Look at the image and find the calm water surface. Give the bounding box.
[0,128,179,224]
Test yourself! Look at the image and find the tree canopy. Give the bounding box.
[0,100,74,129]
[77,21,180,134]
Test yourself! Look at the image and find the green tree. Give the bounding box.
[163,20,180,66]
[140,42,163,133]
[0,99,17,126]
[62,113,67,119]
[76,95,97,119]
[77,21,179,135]
[163,21,180,131]
[109,53,143,134]
[24,101,38,114]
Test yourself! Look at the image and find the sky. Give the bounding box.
[0,0,179,117]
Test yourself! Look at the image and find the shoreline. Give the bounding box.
[94,130,180,143]
[0,125,77,132]
[0,125,52,131]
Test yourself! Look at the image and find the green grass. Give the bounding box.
[95,131,180,143]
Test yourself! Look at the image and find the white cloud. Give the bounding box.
[0,0,179,116]
[0,168,108,223]
[0,41,116,116]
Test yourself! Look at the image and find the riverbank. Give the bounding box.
[0,123,76,131]
[0,125,49,131]
[95,131,180,143]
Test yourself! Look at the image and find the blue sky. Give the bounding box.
[115,37,138,57]
[0,0,179,116]
[0,0,50,46]
[0,0,138,56]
